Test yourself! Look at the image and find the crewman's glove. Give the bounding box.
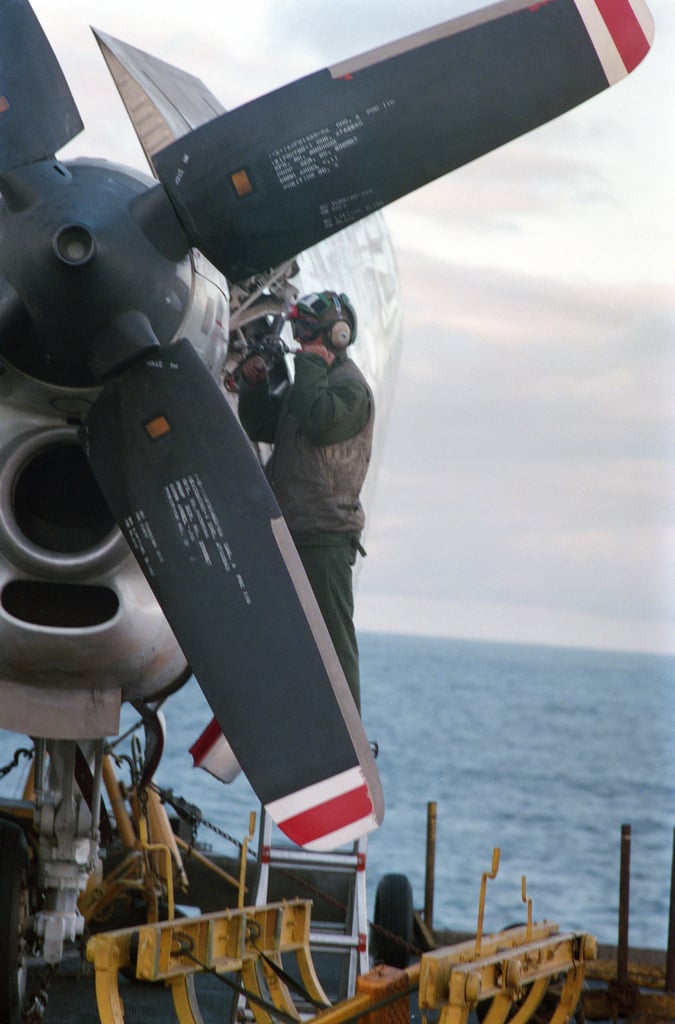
[296,342,335,366]
[240,354,268,386]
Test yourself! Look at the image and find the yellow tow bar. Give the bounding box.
[418,921,597,1024]
[309,922,596,1024]
[87,906,595,1024]
[86,898,329,1024]
[87,837,597,1024]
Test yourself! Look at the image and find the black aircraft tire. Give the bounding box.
[372,872,414,968]
[0,819,30,1024]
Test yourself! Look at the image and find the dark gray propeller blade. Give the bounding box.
[152,0,652,282]
[80,336,383,847]
[0,0,83,174]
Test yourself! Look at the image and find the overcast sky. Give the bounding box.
[31,0,675,655]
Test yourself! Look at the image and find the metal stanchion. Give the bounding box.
[617,823,631,989]
[424,802,437,933]
[666,826,675,993]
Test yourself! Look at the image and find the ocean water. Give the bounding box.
[1,632,674,951]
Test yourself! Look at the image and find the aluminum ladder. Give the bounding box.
[253,810,370,1003]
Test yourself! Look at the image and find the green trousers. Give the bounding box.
[295,537,361,712]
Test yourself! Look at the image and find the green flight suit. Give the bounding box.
[239,350,374,710]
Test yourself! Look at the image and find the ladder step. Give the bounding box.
[309,931,365,950]
[262,847,364,871]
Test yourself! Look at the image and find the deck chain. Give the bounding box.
[155,784,246,852]
[21,964,56,1024]
[0,745,33,779]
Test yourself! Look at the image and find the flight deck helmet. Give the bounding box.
[289,291,358,349]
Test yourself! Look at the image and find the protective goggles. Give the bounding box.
[289,311,321,342]
[287,292,352,342]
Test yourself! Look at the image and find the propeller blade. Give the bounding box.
[0,0,83,175]
[92,28,226,174]
[152,0,653,282]
[80,337,383,850]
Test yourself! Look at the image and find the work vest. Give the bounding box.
[266,358,374,536]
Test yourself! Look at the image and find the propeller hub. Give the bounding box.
[53,223,96,266]
[0,158,192,387]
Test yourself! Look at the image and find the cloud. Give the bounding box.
[357,247,675,652]
[259,1,474,66]
[355,590,675,653]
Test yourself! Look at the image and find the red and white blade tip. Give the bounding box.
[190,717,242,784]
[266,766,381,851]
[575,0,654,83]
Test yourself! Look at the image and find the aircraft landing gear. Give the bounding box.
[371,872,414,968]
[0,818,30,1024]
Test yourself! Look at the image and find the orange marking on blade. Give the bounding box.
[231,169,253,197]
[145,415,171,439]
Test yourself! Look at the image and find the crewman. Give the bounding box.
[238,291,373,712]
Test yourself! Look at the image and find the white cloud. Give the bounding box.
[358,244,675,652]
[355,590,674,654]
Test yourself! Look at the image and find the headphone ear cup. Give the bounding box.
[330,320,351,348]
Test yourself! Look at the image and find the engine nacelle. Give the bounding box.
[0,407,185,736]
